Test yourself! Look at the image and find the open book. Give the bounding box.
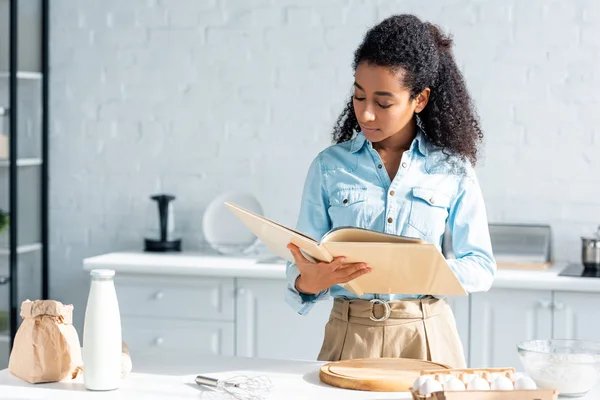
[225,202,466,296]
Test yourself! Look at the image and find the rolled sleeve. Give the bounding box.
[285,262,330,315]
[446,170,496,293]
[285,154,332,315]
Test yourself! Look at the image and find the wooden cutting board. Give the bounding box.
[319,358,450,392]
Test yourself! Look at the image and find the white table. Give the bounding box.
[1,354,599,399]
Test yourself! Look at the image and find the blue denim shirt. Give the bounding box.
[285,129,496,315]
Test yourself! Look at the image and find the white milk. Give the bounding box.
[82,269,122,391]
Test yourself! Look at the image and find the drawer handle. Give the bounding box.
[537,300,551,309]
[153,291,164,300]
[153,337,164,346]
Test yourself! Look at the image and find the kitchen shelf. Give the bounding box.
[0,243,42,256]
[0,158,42,167]
[0,71,43,80]
[0,0,50,369]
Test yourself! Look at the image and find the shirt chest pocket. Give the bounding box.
[327,187,374,229]
[407,186,452,239]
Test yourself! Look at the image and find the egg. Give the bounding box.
[491,376,514,390]
[481,371,492,382]
[419,379,444,396]
[467,376,491,390]
[514,376,537,390]
[435,373,454,384]
[459,372,476,384]
[444,377,466,391]
[412,375,432,391]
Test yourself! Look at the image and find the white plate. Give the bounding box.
[202,191,262,255]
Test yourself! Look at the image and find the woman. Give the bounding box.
[285,14,495,368]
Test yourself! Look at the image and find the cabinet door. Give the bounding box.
[235,278,333,361]
[469,288,553,369]
[552,291,600,341]
[114,275,235,321]
[122,316,234,359]
[445,295,470,366]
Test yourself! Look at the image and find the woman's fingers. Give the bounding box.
[341,266,372,283]
[329,256,347,270]
[337,263,370,280]
[287,243,311,265]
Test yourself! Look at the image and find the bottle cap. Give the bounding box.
[90,269,115,278]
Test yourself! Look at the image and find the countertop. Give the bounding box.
[83,250,600,293]
[2,354,599,400]
[0,355,421,400]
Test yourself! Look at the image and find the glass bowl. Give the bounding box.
[517,339,600,398]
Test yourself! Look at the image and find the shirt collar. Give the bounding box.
[350,128,428,156]
[350,132,368,153]
[413,128,428,156]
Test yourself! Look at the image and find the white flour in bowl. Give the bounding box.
[526,353,600,394]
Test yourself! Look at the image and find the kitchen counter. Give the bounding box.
[0,355,421,400]
[83,250,600,293]
[2,354,599,400]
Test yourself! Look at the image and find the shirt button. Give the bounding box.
[430,198,435,204]
[387,217,393,223]
[378,164,383,169]
[389,190,395,196]
[401,162,407,168]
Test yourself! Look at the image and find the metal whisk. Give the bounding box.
[195,374,273,400]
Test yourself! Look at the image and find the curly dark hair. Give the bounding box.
[333,14,483,166]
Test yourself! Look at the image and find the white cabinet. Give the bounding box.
[122,317,235,357]
[552,291,600,341]
[109,266,600,368]
[115,275,235,321]
[114,275,236,359]
[445,296,470,365]
[235,278,332,361]
[469,289,553,369]
[114,273,473,363]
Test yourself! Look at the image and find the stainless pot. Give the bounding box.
[582,225,600,269]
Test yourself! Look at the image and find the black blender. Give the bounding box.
[144,194,182,252]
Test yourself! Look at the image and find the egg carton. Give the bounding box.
[410,367,559,400]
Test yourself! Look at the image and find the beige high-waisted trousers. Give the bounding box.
[317,297,466,369]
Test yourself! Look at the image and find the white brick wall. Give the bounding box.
[49,0,600,331]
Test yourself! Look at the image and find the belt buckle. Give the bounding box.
[369,298,391,322]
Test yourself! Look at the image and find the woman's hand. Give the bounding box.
[287,243,371,295]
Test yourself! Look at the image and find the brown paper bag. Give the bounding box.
[8,299,83,384]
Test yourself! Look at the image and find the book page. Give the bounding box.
[322,226,425,244]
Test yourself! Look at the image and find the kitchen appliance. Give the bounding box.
[581,225,600,269]
[559,263,600,278]
[442,223,553,269]
[144,194,181,252]
[559,225,600,278]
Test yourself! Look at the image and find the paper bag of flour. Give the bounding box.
[8,299,83,383]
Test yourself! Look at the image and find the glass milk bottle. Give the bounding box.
[82,269,122,391]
